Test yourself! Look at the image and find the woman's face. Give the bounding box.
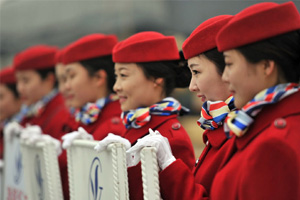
[55,63,71,107]
[16,70,50,106]
[0,84,21,121]
[113,63,162,111]
[222,49,269,109]
[65,62,102,109]
[188,55,230,102]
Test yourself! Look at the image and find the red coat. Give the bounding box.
[211,90,300,200]
[20,93,77,139]
[159,126,231,200]
[159,91,300,200]
[125,114,195,200]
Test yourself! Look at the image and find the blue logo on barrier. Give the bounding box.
[14,148,22,184]
[88,157,103,200]
[35,154,44,200]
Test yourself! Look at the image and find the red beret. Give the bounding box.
[217,1,300,51]
[113,31,180,63]
[13,45,58,71]
[0,67,16,84]
[62,34,118,65]
[55,49,64,64]
[182,15,233,59]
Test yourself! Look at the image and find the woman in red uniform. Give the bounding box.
[95,31,195,200]
[12,45,72,139]
[210,2,300,199]
[9,45,76,200]
[55,49,73,109]
[60,33,125,145]
[0,67,22,161]
[126,16,235,199]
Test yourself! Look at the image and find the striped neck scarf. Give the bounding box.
[224,83,300,138]
[20,89,58,118]
[122,97,189,129]
[197,95,235,130]
[75,94,118,125]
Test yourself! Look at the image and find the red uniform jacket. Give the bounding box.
[125,114,195,200]
[159,126,230,200]
[159,91,300,200]
[210,91,300,200]
[20,93,77,139]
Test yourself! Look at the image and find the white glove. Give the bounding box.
[62,127,94,149]
[24,134,62,156]
[3,121,23,142]
[126,128,176,170]
[20,124,43,142]
[94,133,131,153]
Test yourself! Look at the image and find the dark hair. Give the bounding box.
[6,83,19,98]
[36,67,58,88]
[236,30,300,83]
[80,55,115,93]
[137,53,191,96]
[202,48,226,75]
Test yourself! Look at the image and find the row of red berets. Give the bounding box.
[1,1,300,200]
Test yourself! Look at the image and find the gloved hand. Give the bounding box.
[126,128,176,170]
[24,134,62,156]
[94,133,131,153]
[3,121,23,142]
[20,124,43,143]
[62,127,94,149]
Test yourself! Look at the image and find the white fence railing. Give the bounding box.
[21,141,63,200]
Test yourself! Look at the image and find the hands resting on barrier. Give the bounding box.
[94,129,175,170]
[94,133,134,166]
[20,124,62,156]
[94,133,131,152]
[3,121,23,142]
[127,128,176,170]
[62,127,94,149]
[20,124,43,141]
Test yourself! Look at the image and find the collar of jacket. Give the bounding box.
[124,114,177,145]
[203,127,227,149]
[235,90,300,150]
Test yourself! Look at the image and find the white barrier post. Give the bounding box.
[3,136,28,200]
[140,147,161,200]
[67,140,129,200]
[20,141,63,200]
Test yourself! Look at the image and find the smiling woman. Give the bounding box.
[95,31,196,200]
[134,15,236,200]
[211,2,300,199]
[60,34,125,139]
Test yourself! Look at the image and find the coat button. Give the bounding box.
[111,117,121,124]
[195,159,199,167]
[172,122,181,130]
[274,118,286,129]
